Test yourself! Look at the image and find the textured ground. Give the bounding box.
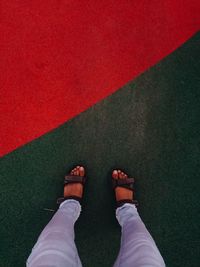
[1,1,199,156]
[0,33,199,267]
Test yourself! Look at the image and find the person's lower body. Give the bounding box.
[26,199,82,267]
[27,166,165,266]
[27,201,165,267]
[113,203,165,267]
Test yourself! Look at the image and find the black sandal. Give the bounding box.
[112,172,138,208]
[57,173,87,205]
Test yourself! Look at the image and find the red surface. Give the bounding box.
[1,0,199,156]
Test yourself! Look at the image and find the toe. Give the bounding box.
[112,170,118,179]
[76,166,79,176]
[79,166,85,177]
[118,170,123,179]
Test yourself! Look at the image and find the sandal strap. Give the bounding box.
[57,196,82,205]
[112,177,135,191]
[57,175,87,205]
[116,199,139,208]
[64,175,86,185]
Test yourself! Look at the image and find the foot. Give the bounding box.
[64,166,85,198]
[112,169,134,202]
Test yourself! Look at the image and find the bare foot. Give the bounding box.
[64,166,85,198]
[112,169,134,201]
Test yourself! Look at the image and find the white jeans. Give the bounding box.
[27,200,165,267]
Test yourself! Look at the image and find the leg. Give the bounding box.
[111,169,165,267]
[27,165,86,267]
[113,203,165,267]
[27,200,82,267]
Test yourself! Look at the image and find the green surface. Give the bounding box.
[1,33,200,267]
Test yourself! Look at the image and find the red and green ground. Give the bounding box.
[1,33,200,266]
[0,1,200,267]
